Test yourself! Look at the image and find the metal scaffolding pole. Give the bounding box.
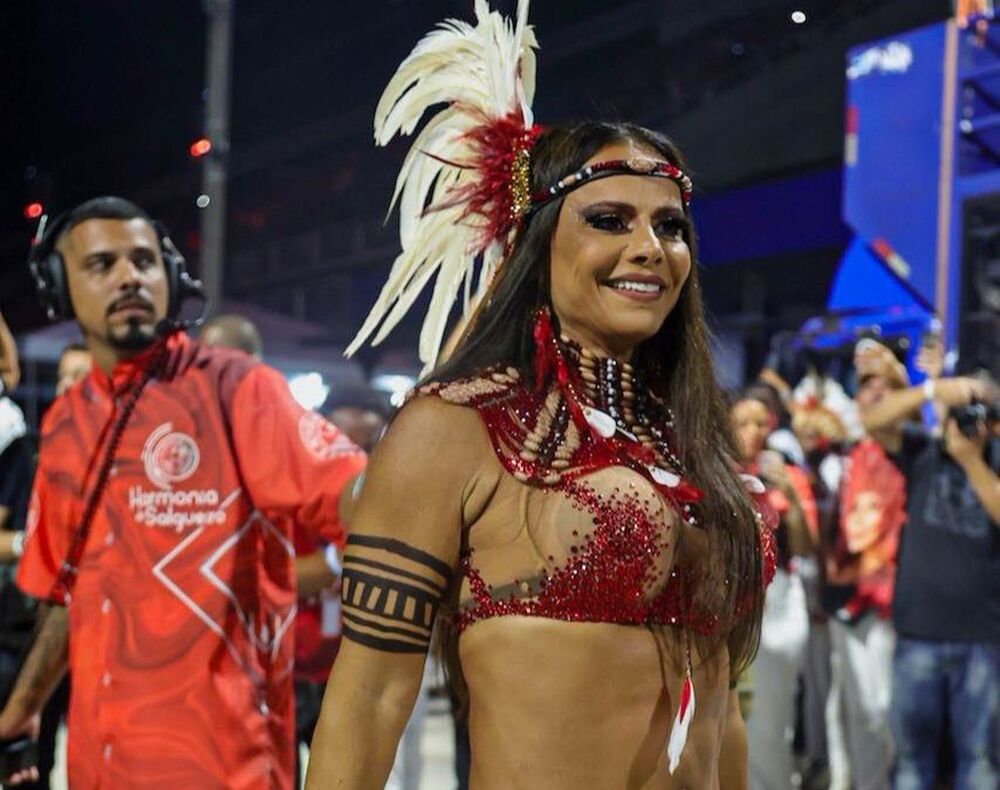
[199,0,234,315]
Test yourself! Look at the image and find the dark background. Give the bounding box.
[0,0,952,371]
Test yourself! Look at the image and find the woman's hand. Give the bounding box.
[915,341,944,381]
[758,368,791,402]
[854,340,908,388]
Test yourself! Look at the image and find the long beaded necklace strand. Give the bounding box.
[562,337,699,528]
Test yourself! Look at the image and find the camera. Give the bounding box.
[948,399,1000,438]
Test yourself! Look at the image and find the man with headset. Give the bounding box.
[0,196,366,789]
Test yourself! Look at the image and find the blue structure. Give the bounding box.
[827,13,1000,375]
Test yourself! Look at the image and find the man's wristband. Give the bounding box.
[923,378,936,402]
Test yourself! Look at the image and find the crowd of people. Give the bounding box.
[1,215,996,789]
[0,331,83,790]
[731,342,998,789]
[0,1,996,789]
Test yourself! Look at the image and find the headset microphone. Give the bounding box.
[153,231,209,336]
[155,271,209,336]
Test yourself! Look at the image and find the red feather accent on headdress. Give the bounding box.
[428,108,542,253]
[671,479,705,504]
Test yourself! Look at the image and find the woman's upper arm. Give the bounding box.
[339,395,484,656]
[307,397,485,787]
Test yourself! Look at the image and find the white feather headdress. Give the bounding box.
[345,0,539,372]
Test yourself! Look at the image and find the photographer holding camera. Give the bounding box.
[891,399,999,789]
[854,341,998,789]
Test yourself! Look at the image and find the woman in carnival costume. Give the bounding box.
[307,2,775,787]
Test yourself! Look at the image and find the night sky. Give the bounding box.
[0,1,952,335]
[0,1,629,327]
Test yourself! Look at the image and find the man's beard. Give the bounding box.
[108,318,158,351]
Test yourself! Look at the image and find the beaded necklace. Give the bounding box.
[558,336,701,528]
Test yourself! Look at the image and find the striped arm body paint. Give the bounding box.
[341,534,453,653]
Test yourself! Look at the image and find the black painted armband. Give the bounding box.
[341,534,453,654]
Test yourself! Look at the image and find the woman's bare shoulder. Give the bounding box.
[413,366,522,407]
[390,392,483,449]
[371,375,511,489]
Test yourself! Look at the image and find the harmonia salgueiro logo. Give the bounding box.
[131,423,228,531]
[142,423,201,489]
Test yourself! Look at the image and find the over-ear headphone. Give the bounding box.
[27,211,205,328]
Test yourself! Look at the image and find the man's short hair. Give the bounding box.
[51,196,154,251]
[200,315,264,359]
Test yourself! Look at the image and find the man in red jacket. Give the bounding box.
[0,197,365,789]
[199,314,372,786]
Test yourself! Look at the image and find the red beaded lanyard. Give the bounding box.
[48,345,165,605]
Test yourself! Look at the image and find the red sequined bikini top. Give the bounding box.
[417,355,776,635]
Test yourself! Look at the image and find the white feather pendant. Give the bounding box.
[667,635,698,774]
[345,0,538,373]
[667,671,696,774]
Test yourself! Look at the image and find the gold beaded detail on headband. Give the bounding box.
[510,139,534,220]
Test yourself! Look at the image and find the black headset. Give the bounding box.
[27,209,205,328]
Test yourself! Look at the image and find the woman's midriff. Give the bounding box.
[458,616,731,790]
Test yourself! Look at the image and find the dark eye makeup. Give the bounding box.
[579,204,689,240]
[655,217,689,240]
[581,211,627,232]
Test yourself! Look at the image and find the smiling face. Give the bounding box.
[548,140,692,359]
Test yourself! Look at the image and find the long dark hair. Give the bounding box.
[430,121,764,680]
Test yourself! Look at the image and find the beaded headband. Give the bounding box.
[528,157,694,216]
